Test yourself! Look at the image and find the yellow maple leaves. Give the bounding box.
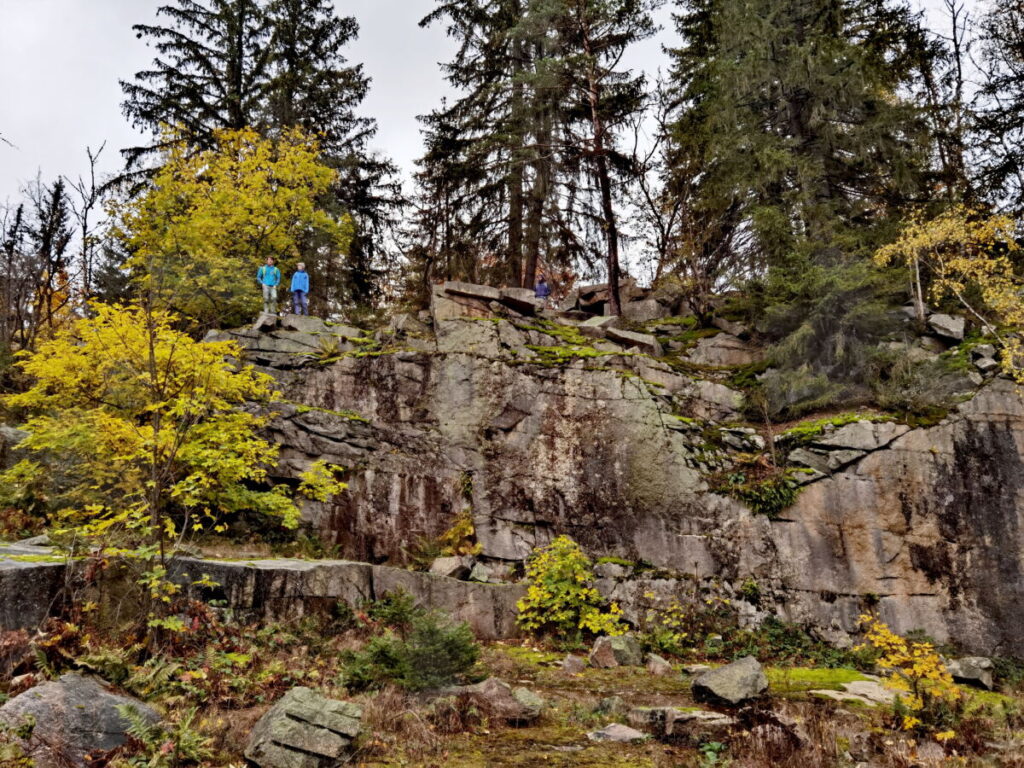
[110,127,354,327]
[2,302,345,554]
[875,206,1024,380]
[516,535,627,640]
[859,614,961,739]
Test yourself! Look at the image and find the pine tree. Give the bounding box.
[549,0,660,314]
[417,0,540,287]
[120,0,272,168]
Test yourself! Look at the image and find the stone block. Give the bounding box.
[606,327,662,356]
[246,687,361,768]
[928,313,965,341]
[622,299,669,323]
[444,281,502,302]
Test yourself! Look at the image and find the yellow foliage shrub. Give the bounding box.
[516,536,627,641]
[858,614,962,736]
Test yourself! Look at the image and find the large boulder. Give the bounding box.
[0,673,159,767]
[450,677,543,724]
[947,656,994,690]
[589,635,643,668]
[687,334,762,367]
[691,656,768,706]
[245,687,362,768]
[928,313,965,341]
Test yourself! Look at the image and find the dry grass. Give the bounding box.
[354,685,443,763]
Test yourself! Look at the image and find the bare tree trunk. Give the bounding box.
[508,10,526,287]
[523,87,552,291]
[581,21,622,315]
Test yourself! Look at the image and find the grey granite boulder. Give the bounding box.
[646,653,673,677]
[0,673,159,768]
[928,313,965,341]
[245,687,362,768]
[691,656,768,706]
[452,677,542,724]
[947,656,994,690]
[589,634,643,668]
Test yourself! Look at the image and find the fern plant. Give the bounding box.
[117,705,212,768]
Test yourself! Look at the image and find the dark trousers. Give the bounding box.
[292,290,308,315]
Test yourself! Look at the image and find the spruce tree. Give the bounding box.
[120,0,272,168]
[418,0,539,287]
[977,2,1024,215]
[263,0,401,312]
[668,0,934,390]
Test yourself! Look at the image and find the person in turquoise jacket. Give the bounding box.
[290,262,310,316]
[257,256,282,315]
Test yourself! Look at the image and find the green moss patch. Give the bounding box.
[767,666,871,694]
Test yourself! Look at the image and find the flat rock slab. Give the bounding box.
[444,281,502,302]
[246,686,361,768]
[0,673,159,768]
[812,421,910,452]
[587,723,649,743]
[606,328,662,356]
[809,680,896,707]
[171,557,525,640]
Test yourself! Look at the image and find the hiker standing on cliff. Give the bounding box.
[257,256,282,315]
[535,276,552,308]
[290,262,310,316]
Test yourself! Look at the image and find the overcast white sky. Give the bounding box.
[0,0,962,208]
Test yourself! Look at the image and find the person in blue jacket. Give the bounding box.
[290,262,310,316]
[257,256,282,315]
[535,275,552,307]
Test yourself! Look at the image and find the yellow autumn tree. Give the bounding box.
[875,206,1024,380]
[0,302,345,627]
[859,614,961,738]
[111,127,354,328]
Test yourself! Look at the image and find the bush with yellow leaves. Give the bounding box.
[859,614,962,737]
[875,206,1024,381]
[516,536,627,642]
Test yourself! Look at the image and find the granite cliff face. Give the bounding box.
[209,286,1024,656]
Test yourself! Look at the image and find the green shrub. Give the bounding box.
[342,611,479,692]
[759,366,853,418]
[365,589,420,633]
[717,470,803,518]
[516,536,627,642]
[869,349,970,416]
